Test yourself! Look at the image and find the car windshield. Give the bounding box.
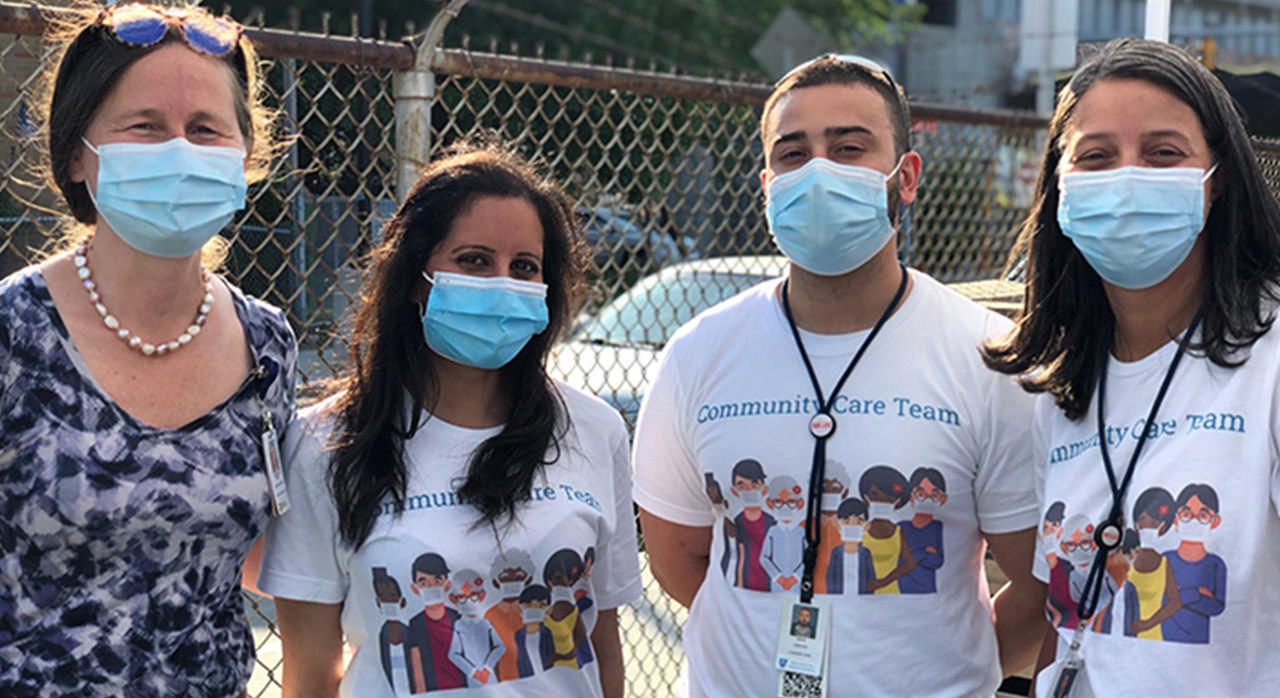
[581,269,774,347]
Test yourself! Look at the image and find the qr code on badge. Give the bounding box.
[779,670,825,698]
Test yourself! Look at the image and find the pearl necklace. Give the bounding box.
[73,243,213,357]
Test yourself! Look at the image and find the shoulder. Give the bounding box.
[0,265,50,329]
[224,278,298,357]
[553,379,627,437]
[908,270,1015,341]
[664,279,782,355]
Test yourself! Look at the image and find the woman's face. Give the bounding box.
[424,195,545,291]
[1060,78,1214,196]
[70,42,247,189]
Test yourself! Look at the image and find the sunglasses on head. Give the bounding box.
[776,53,899,92]
[97,3,242,57]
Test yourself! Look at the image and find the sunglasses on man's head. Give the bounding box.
[97,3,242,57]
[776,53,899,91]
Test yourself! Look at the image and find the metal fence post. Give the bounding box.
[393,0,470,203]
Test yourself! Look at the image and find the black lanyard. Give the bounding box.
[781,264,909,603]
[1074,309,1202,621]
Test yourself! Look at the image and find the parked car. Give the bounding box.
[580,204,696,274]
[551,256,788,423]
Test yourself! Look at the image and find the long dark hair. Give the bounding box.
[982,39,1280,420]
[328,145,588,548]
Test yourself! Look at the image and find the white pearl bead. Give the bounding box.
[117,329,129,339]
[129,337,142,348]
[94,303,107,316]
[156,344,168,355]
[187,325,201,336]
[104,315,119,330]
[203,293,214,305]
[166,341,180,351]
[83,279,95,290]
[88,291,100,302]
[141,343,156,355]
[178,334,192,345]
[77,267,91,280]
[199,304,212,315]
[73,255,86,267]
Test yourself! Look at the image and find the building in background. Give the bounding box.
[861,0,1280,109]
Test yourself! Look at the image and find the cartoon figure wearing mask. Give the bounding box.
[543,548,593,669]
[730,458,775,591]
[373,567,413,694]
[1122,487,1181,640]
[404,553,463,691]
[760,475,806,592]
[812,459,850,594]
[1041,501,1074,627]
[574,547,596,631]
[1163,483,1227,644]
[514,584,554,678]
[1059,515,1115,628]
[485,549,535,682]
[1094,528,1138,633]
[898,466,948,594]
[447,568,506,686]
[704,471,738,579]
[858,466,917,594]
[825,497,871,594]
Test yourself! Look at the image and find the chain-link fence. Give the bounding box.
[3,2,1280,695]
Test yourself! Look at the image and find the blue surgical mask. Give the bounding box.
[420,271,550,370]
[766,156,903,276]
[83,137,248,258]
[1058,165,1216,289]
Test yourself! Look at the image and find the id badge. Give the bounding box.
[1048,626,1088,698]
[775,597,830,698]
[261,409,290,517]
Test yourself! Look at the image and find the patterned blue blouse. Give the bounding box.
[0,267,296,697]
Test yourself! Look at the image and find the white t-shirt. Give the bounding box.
[1031,327,1280,697]
[633,271,1038,698]
[259,383,642,698]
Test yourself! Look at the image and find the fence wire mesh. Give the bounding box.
[2,7,1280,696]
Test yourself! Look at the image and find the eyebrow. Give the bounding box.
[1075,129,1193,142]
[451,244,543,260]
[772,125,875,149]
[111,108,234,126]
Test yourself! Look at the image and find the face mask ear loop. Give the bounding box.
[80,137,102,210]
[418,270,434,318]
[1202,162,1219,183]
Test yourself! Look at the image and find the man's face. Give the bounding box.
[797,608,811,626]
[1041,519,1062,540]
[732,476,766,498]
[760,82,920,205]
[821,477,847,495]
[911,477,947,507]
[413,572,448,590]
[495,566,530,585]
[519,598,548,613]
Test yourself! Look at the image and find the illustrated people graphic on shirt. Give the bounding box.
[825,497,870,595]
[514,584,555,678]
[729,458,775,591]
[1058,515,1114,629]
[813,459,850,595]
[858,466,917,595]
[760,475,807,592]
[373,567,414,695]
[574,547,596,623]
[790,606,816,639]
[897,467,948,594]
[704,471,738,579]
[485,549,536,682]
[1041,501,1075,627]
[404,553,464,691]
[1163,483,1227,644]
[543,548,592,669]
[447,568,505,686]
[1122,487,1181,640]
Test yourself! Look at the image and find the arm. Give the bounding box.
[866,532,918,592]
[1029,622,1058,698]
[241,535,265,595]
[1134,561,1183,632]
[591,609,625,698]
[639,508,712,608]
[987,527,1049,677]
[276,598,344,698]
[915,526,944,571]
[759,530,783,580]
[1179,557,1227,617]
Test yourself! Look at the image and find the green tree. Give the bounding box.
[225,0,921,77]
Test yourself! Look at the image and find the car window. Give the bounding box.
[582,271,771,347]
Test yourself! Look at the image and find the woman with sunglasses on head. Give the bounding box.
[258,145,641,698]
[0,4,295,695]
[983,38,1280,697]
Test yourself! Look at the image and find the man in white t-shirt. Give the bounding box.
[633,55,1046,697]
